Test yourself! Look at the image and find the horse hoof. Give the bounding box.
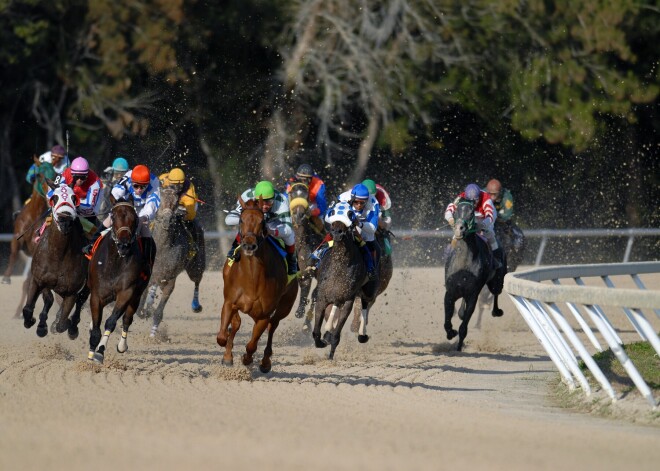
[259,363,271,374]
[446,329,458,340]
[56,319,71,334]
[1,276,10,284]
[357,334,369,344]
[191,303,203,313]
[221,357,234,367]
[294,309,304,319]
[68,327,79,340]
[92,352,104,364]
[314,339,327,348]
[242,354,253,366]
[492,309,504,318]
[322,331,333,345]
[36,326,48,338]
[24,317,36,329]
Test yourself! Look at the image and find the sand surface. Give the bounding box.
[1,266,658,470]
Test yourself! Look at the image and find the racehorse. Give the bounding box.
[312,202,379,360]
[495,221,525,273]
[137,187,206,337]
[87,195,156,363]
[217,198,298,373]
[350,228,393,333]
[22,182,89,339]
[444,198,506,351]
[288,181,323,327]
[3,162,58,285]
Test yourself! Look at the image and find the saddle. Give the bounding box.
[227,236,297,284]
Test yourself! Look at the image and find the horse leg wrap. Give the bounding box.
[324,305,338,332]
[358,308,368,336]
[117,329,128,353]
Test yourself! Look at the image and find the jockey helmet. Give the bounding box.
[51,145,66,157]
[296,163,313,178]
[464,183,481,202]
[351,183,370,201]
[112,157,129,172]
[131,165,151,185]
[486,179,502,198]
[254,181,275,200]
[168,168,185,184]
[362,179,377,195]
[71,157,89,175]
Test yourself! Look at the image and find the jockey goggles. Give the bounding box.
[132,182,147,190]
[72,173,88,181]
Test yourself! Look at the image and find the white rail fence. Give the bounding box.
[505,261,660,408]
[6,227,659,267]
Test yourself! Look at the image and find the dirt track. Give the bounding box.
[1,267,659,470]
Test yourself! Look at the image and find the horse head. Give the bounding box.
[289,182,310,227]
[238,198,266,256]
[110,198,138,257]
[155,187,180,223]
[453,198,476,240]
[325,201,356,242]
[48,181,79,234]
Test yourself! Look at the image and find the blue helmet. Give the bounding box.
[350,183,370,201]
[464,183,481,201]
[112,157,129,172]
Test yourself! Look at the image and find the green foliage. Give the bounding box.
[585,341,660,391]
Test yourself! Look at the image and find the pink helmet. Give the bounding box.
[71,157,89,175]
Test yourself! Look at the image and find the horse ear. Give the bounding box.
[45,178,57,190]
[238,195,246,209]
[110,194,117,206]
[49,195,58,207]
[71,195,79,207]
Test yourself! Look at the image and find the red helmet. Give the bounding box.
[131,165,151,185]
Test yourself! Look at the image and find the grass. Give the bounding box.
[583,341,660,393]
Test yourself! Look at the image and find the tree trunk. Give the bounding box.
[348,114,380,185]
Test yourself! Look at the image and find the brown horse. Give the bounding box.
[22,182,89,339]
[288,182,323,327]
[3,162,57,285]
[217,198,298,373]
[87,196,155,363]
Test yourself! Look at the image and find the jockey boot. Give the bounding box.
[183,221,198,260]
[285,252,299,276]
[493,247,504,270]
[360,245,377,281]
[83,226,105,256]
[227,238,240,263]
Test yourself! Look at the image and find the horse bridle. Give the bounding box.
[111,202,138,255]
[238,208,267,251]
[454,200,477,238]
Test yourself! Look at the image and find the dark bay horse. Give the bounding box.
[288,182,323,326]
[3,162,58,285]
[138,187,205,337]
[444,199,506,351]
[218,198,298,373]
[22,182,89,339]
[87,196,155,363]
[350,228,393,333]
[312,202,378,359]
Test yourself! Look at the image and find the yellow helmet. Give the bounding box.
[168,168,185,184]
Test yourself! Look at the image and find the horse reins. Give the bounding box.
[111,202,138,248]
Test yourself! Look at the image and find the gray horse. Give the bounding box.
[137,187,206,337]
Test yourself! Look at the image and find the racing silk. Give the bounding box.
[337,190,380,242]
[49,168,103,218]
[225,187,294,245]
[285,174,327,217]
[111,170,161,222]
[26,152,70,184]
[159,173,198,221]
[490,188,514,223]
[445,190,496,225]
[375,183,392,230]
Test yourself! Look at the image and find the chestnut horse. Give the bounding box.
[288,182,323,326]
[3,162,57,285]
[22,182,89,339]
[217,198,298,373]
[87,196,156,363]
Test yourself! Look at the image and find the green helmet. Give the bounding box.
[362,179,377,195]
[254,180,275,199]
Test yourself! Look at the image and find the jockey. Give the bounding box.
[285,163,327,232]
[225,180,298,275]
[362,178,393,255]
[445,183,502,267]
[49,156,103,232]
[103,156,130,186]
[159,167,203,258]
[82,164,160,255]
[310,183,379,280]
[486,178,524,253]
[26,145,70,184]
